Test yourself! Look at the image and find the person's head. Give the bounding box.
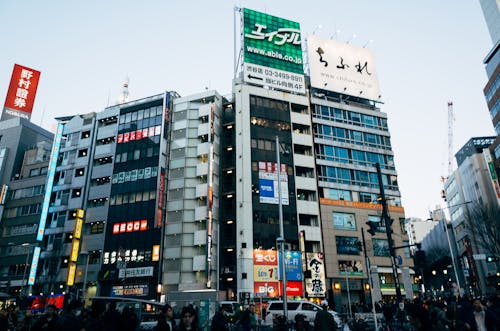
[161,304,173,320]
[181,305,196,327]
[108,301,117,311]
[90,300,106,319]
[249,304,255,313]
[46,304,57,317]
[321,300,329,310]
[472,298,484,312]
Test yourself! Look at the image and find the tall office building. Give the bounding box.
[479,0,500,176]
[0,118,53,297]
[444,136,498,295]
[36,109,119,297]
[307,35,413,305]
[162,90,223,301]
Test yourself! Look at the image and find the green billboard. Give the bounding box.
[243,8,304,74]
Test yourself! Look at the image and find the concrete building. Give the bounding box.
[479,0,500,179]
[0,118,53,297]
[405,217,438,254]
[444,136,498,296]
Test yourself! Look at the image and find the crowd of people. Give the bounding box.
[0,293,498,331]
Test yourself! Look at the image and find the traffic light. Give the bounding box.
[366,220,378,236]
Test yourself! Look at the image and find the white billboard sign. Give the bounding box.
[244,63,306,94]
[258,161,289,205]
[308,35,381,101]
[118,266,154,279]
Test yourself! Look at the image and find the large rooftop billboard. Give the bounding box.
[242,8,305,94]
[308,35,381,101]
[2,64,41,121]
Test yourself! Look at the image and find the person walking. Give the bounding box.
[32,305,59,331]
[155,304,175,331]
[210,306,230,331]
[313,300,337,331]
[174,305,199,331]
[55,300,85,331]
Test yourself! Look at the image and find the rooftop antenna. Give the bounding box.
[346,33,357,44]
[330,29,341,39]
[118,77,130,104]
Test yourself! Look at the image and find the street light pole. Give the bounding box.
[276,136,288,321]
[21,243,33,296]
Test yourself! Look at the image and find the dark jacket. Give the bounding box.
[211,311,229,331]
[32,313,59,331]
[54,313,84,331]
[154,317,175,331]
[313,309,337,331]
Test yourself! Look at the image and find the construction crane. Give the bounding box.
[441,101,454,201]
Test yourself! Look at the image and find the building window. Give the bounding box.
[29,168,40,177]
[81,131,91,139]
[373,239,390,256]
[90,222,105,234]
[71,188,82,198]
[78,149,88,157]
[336,236,360,255]
[333,212,356,230]
[75,168,85,177]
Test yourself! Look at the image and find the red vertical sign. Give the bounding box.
[3,64,41,120]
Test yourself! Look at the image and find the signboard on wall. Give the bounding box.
[253,249,279,296]
[305,252,326,297]
[2,64,41,121]
[308,35,381,101]
[338,260,363,276]
[258,161,289,205]
[242,8,305,94]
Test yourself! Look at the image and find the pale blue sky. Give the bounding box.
[0,1,495,219]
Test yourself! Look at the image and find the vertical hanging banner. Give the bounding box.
[2,64,41,121]
[242,8,305,94]
[37,123,64,241]
[27,246,41,286]
[483,149,500,202]
[305,252,326,297]
[253,249,279,297]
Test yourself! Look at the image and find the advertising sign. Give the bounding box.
[333,212,356,230]
[2,64,41,120]
[152,245,160,261]
[336,236,361,255]
[66,262,77,286]
[308,35,381,101]
[258,161,289,205]
[118,266,154,279]
[37,123,64,241]
[305,252,326,297]
[254,281,279,297]
[279,281,303,296]
[111,284,149,297]
[27,246,41,285]
[242,8,305,94]
[278,251,302,281]
[254,249,279,296]
[483,149,500,202]
[338,260,363,276]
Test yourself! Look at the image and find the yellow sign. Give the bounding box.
[66,262,77,286]
[254,265,278,282]
[152,245,160,261]
[76,209,85,219]
[70,239,80,262]
[74,217,83,239]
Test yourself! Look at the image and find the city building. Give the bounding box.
[444,136,498,295]
[479,0,500,179]
[0,118,53,297]
[162,90,223,302]
[307,35,413,306]
[405,217,438,254]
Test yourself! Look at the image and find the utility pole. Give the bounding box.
[276,136,288,320]
[375,162,401,302]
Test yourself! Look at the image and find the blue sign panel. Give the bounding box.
[37,123,64,241]
[28,246,41,285]
[259,179,275,199]
[279,251,302,281]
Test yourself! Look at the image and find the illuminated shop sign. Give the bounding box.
[152,245,160,262]
[118,266,154,279]
[305,252,326,298]
[117,125,161,144]
[37,123,64,241]
[112,220,148,234]
[111,284,149,297]
[27,246,41,285]
[112,166,158,184]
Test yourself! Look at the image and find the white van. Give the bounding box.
[266,300,341,328]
